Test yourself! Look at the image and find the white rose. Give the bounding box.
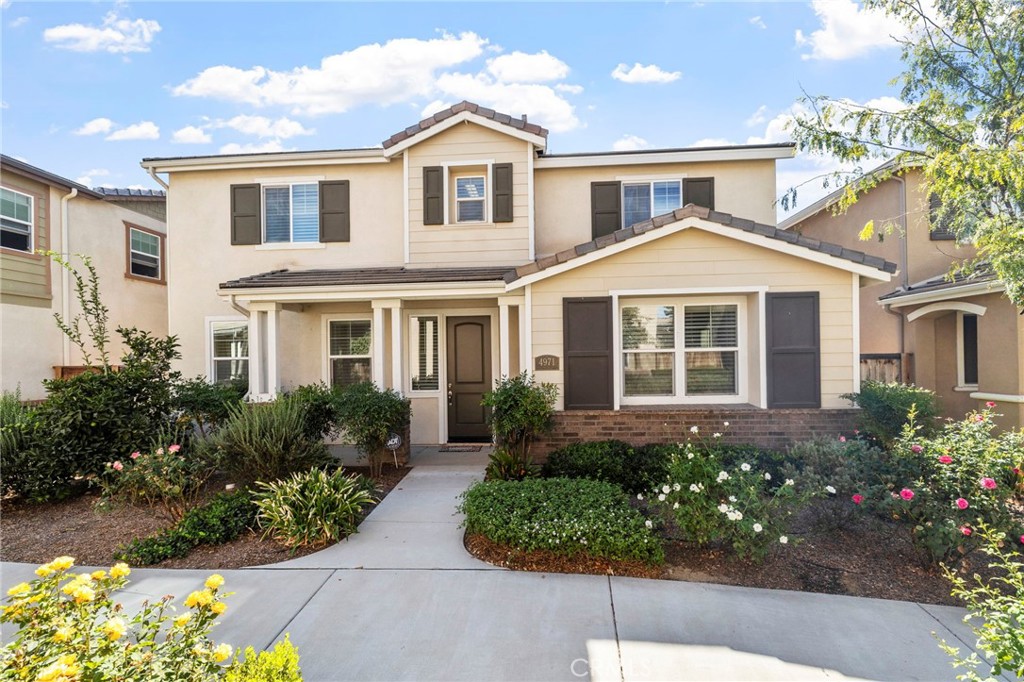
[825,485,837,495]
[728,495,737,502]
[785,479,795,487]
[713,433,722,438]
[740,463,751,472]
[779,536,789,544]
[662,485,671,494]
[645,520,653,529]
[717,503,729,513]
[753,523,763,532]
[658,493,666,502]
[723,421,730,427]
[672,502,679,509]
[690,426,699,434]
[764,472,771,480]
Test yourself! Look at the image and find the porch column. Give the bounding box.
[372,302,386,389]
[499,295,524,379]
[266,304,281,396]
[247,310,263,398]
[248,302,281,400]
[390,302,403,394]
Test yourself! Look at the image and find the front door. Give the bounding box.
[446,316,492,441]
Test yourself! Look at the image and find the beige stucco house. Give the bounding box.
[782,163,1023,429]
[0,155,168,400]
[141,102,895,448]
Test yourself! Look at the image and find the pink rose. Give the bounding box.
[130,451,141,460]
[974,414,985,422]
[986,401,996,408]
[980,478,997,490]
[1020,535,1024,545]
[900,488,915,501]
[1013,467,1021,476]
[910,444,923,454]
[955,497,969,510]
[168,444,181,453]
[112,461,124,471]
[960,526,972,536]
[839,436,846,443]
[938,455,953,464]
[852,494,864,505]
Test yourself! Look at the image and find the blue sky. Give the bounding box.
[1,1,910,216]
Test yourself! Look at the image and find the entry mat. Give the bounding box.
[439,445,484,452]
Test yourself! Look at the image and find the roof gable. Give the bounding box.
[381,101,548,157]
[506,205,897,289]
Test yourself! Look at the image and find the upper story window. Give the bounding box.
[591,177,715,239]
[1,186,34,253]
[264,183,319,243]
[623,181,681,228]
[127,225,163,281]
[928,194,956,241]
[455,176,486,223]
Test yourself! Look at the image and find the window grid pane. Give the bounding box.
[623,352,674,396]
[130,229,160,256]
[212,322,249,384]
[623,183,651,228]
[329,320,372,388]
[685,351,737,395]
[652,181,682,216]
[291,184,319,243]
[264,187,291,243]
[622,305,674,350]
[684,305,738,348]
[0,188,32,224]
[410,316,439,391]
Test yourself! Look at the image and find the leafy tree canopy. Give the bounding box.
[787,0,1024,305]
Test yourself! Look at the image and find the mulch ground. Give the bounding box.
[0,465,410,570]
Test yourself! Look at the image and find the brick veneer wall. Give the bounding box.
[532,407,859,458]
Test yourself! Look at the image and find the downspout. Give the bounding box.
[227,294,249,318]
[146,167,169,190]
[885,174,910,381]
[59,187,78,366]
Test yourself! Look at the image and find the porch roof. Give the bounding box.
[878,264,1002,306]
[220,266,515,290]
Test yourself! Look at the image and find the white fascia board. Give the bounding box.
[879,280,1005,308]
[534,146,794,169]
[382,111,547,158]
[219,280,508,304]
[141,149,388,173]
[506,218,892,291]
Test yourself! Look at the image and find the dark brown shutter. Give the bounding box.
[319,180,350,242]
[591,181,621,239]
[423,166,444,225]
[684,177,715,210]
[492,163,513,223]
[563,297,614,410]
[230,183,261,245]
[766,292,820,408]
[928,194,955,240]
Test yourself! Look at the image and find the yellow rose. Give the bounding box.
[90,571,107,580]
[210,601,227,615]
[35,654,79,682]
[35,565,55,577]
[52,626,75,643]
[173,613,191,628]
[212,643,233,663]
[6,582,30,597]
[49,557,75,572]
[71,585,95,604]
[184,589,213,609]
[102,617,127,641]
[205,574,225,590]
[110,563,131,579]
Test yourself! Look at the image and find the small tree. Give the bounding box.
[44,251,111,369]
[481,372,558,461]
[334,382,411,477]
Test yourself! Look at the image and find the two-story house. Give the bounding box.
[782,162,1023,429]
[141,102,895,449]
[1,155,168,400]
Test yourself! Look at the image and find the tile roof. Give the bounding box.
[878,264,998,301]
[1,154,104,199]
[220,266,514,290]
[93,187,166,199]
[505,204,898,283]
[381,101,549,150]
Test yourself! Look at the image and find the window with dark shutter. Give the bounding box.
[591,181,621,239]
[230,184,261,245]
[564,297,614,410]
[929,194,955,240]
[766,292,820,408]
[423,166,444,225]
[492,163,513,223]
[683,177,715,210]
[319,180,350,242]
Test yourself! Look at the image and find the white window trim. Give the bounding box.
[128,227,161,280]
[205,316,248,384]
[956,311,979,390]
[408,314,441,393]
[321,314,374,388]
[0,185,34,253]
[622,179,682,227]
[262,182,320,245]
[441,159,494,226]
[618,295,748,406]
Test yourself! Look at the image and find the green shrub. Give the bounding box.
[207,399,332,484]
[226,635,303,682]
[458,478,664,564]
[2,557,234,680]
[286,383,341,442]
[485,447,541,481]
[116,492,256,566]
[481,372,558,459]
[174,376,246,437]
[842,380,940,446]
[0,391,53,501]
[254,468,376,548]
[717,444,789,487]
[334,382,411,477]
[542,440,669,495]
[649,442,810,561]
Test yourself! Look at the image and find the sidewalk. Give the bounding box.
[1,448,1006,682]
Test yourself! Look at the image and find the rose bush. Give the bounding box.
[99,440,216,521]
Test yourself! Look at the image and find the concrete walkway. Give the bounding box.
[1,448,1009,682]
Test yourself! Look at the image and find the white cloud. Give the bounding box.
[612,134,650,152]
[691,137,736,147]
[173,32,489,116]
[486,50,569,83]
[428,73,580,132]
[0,0,12,9]
[43,10,161,54]
[0,101,8,109]
[9,16,28,28]
[75,168,109,186]
[73,117,115,136]
[219,139,291,155]
[171,125,212,144]
[216,115,314,139]
[749,16,767,29]
[795,0,903,60]
[611,62,680,84]
[555,83,584,95]
[106,121,159,141]
[745,105,768,127]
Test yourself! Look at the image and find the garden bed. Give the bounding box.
[0,465,410,569]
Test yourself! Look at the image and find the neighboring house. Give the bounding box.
[141,101,895,449]
[0,155,168,400]
[781,163,1023,429]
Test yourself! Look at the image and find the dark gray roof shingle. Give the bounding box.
[382,101,549,150]
[93,187,166,199]
[221,266,514,290]
[878,264,998,301]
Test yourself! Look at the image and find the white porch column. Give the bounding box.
[266,304,281,397]
[390,302,403,393]
[372,302,386,389]
[247,310,263,398]
[248,302,282,400]
[499,295,524,379]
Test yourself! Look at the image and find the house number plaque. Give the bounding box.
[534,355,560,371]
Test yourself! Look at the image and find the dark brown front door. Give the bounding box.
[446,316,492,441]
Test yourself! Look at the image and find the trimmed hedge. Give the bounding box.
[541,440,669,494]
